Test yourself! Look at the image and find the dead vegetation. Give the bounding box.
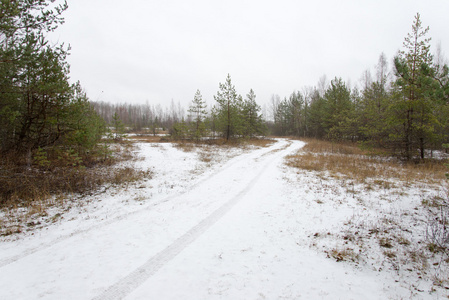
[286,138,447,185]
[0,136,273,237]
[287,138,449,293]
[173,138,276,169]
[326,247,360,262]
[0,142,151,207]
[127,134,169,143]
[0,141,153,237]
[173,138,275,159]
[173,137,276,149]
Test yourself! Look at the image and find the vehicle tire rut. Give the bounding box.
[92,140,296,300]
[0,141,288,268]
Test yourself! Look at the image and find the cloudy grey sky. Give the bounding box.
[50,0,449,107]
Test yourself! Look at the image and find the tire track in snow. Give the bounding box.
[92,140,298,300]
[0,140,289,268]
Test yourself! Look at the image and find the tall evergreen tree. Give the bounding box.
[288,91,304,137]
[0,0,105,159]
[272,91,306,137]
[307,89,327,139]
[1,0,69,153]
[391,13,440,159]
[188,89,207,141]
[242,89,265,137]
[111,111,126,141]
[359,54,392,147]
[322,77,353,140]
[213,74,241,141]
[273,97,290,136]
[65,82,106,154]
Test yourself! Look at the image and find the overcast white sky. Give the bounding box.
[50,0,449,107]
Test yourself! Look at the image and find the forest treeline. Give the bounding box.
[93,74,266,141]
[94,13,449,160]
[270,14,449,160]
[1,1,448,167]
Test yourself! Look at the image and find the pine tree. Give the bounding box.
[322,77,353,140]
[288,91,304,137]
[64,82,106,154]
[171,118,189,140]
[273,98,291,136]
[188,90,207,141]
[307,90,327,139]
[359,54,392,148]
[0,1,105,159]
[112,112,126,141]
[213,74,241,141]
[0,1,69,152]
[242,89,265,137]
[391,13,438,159]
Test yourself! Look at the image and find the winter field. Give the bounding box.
[0,138,448,299]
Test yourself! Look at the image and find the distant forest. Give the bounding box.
[1,1,448,162]
[93,13,449,160]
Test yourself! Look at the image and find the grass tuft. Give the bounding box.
[327,247,359,262]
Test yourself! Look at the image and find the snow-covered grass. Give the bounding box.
[284,138,449,297]
[0,140,248,240]
[1,138,449,299]
[0,142,152,238]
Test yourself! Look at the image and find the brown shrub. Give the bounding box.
[0,143,151,208]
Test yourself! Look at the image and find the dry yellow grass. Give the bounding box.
[299,138,367,155]
[286,138,447,185]
[173,138,276,152]
[294,138,449,292]
[240,138,276,148]
[127,135,165,143]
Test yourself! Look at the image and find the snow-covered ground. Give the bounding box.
[0,139,447,299]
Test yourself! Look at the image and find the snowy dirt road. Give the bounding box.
[0,139,419,299]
